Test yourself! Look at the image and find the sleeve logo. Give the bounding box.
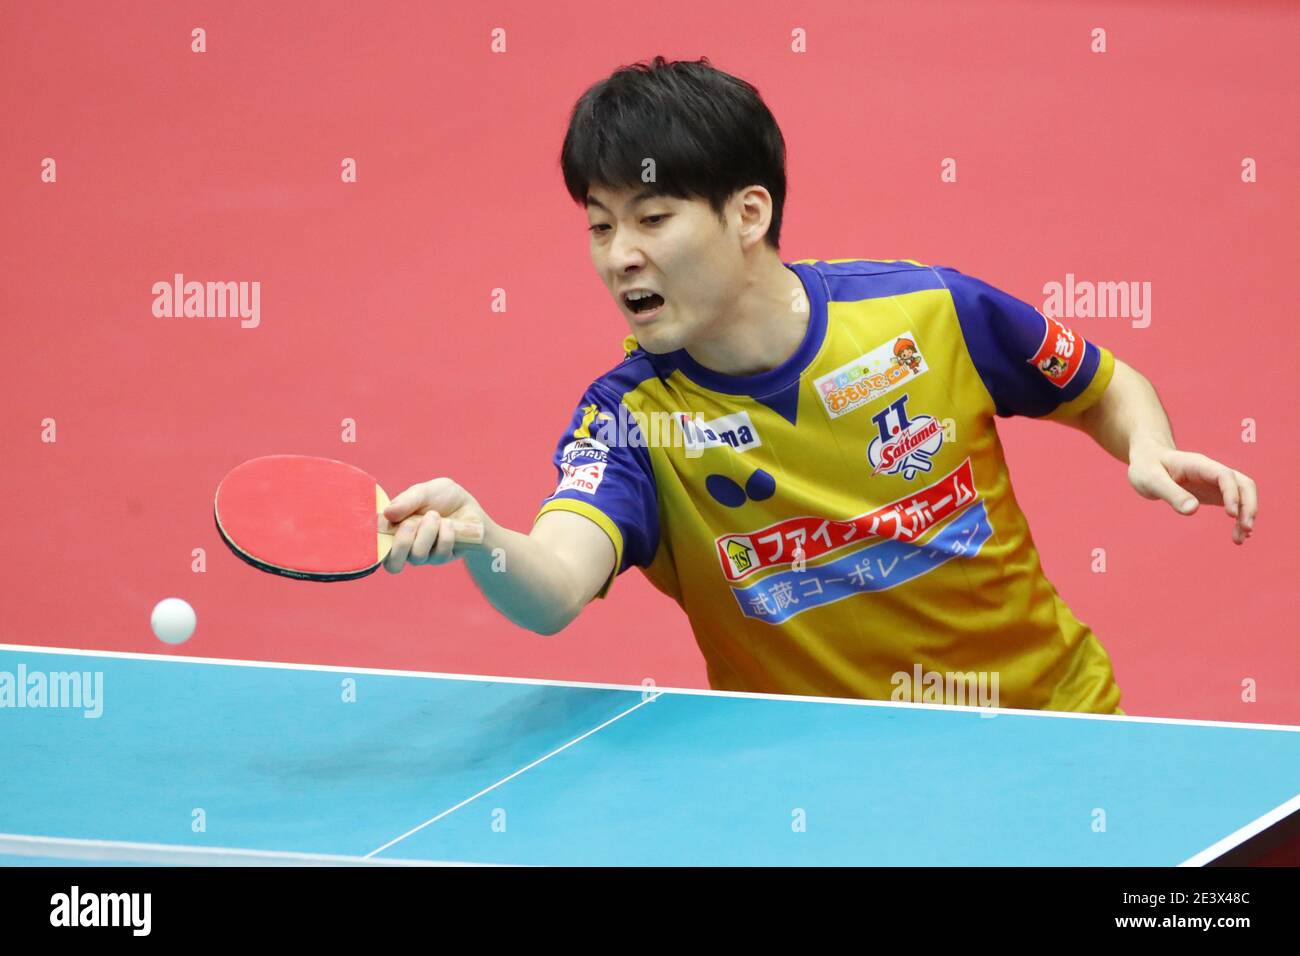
[1028,314,1085,388]
[556,460,606,495]
[561,438,610,464]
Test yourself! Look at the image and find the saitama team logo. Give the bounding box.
[866,394,943,479]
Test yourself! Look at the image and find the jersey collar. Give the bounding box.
[659,262,828,398]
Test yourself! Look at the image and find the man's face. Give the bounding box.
[585,183,745,354]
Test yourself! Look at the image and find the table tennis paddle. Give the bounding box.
[214,455,484,581]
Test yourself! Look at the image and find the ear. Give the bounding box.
[734,186,773,248]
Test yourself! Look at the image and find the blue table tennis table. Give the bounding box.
[2,644,1298,866]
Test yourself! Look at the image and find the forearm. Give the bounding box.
[1073,358,1176,463]
[461,520,580,636]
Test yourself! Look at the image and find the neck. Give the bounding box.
[685,250,809,377]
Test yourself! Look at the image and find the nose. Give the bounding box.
[607,228,646,273]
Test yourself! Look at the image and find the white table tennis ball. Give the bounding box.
[151,598,196,645]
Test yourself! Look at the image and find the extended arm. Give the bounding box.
[1058,357,1257,545]
[380,478,617,634]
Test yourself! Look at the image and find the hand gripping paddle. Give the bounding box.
[214,455,484,581]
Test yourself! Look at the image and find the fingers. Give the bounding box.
[1216,469,1239,518]
[1172,454,1258,544]
[432,519,457,562]
[1132,451,1259,545]
[408,511,442,564]
[383,509,465,572]
[1236,471,1258,530]
[382,517,422,574]
[1224,470,1258,546]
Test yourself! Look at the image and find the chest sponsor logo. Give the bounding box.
[868,394,943,479]
[814,333,928,419]
[715,457,978,581]
[1029,313,1085,388]
[674,411,762,454]
[731,502,993,625]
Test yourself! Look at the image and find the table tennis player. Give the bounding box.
[378,56,1257,715]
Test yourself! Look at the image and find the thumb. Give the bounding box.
[1130,461,1199,514]
[383,483,434,523]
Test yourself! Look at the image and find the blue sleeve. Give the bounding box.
[536,382,660,588]
[937,267,1114,418]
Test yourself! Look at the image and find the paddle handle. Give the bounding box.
[378,514,486,545]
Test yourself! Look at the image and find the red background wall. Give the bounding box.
[2,0,1296,722]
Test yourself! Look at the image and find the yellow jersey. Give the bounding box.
[536,258,1122,713]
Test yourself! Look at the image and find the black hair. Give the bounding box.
[560,56,788,249]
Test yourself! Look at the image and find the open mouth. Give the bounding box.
[623,291,665,317]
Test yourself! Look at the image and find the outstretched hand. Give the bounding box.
[1126,441,1257,545]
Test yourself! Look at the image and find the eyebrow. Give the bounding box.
[584,188,661,213]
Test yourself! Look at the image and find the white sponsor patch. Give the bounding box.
[674,410,762,453]
[814,333,928,419]
[561,437,610,464]
[557,460,606,495]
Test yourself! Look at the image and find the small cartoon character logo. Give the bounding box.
[892,337,922,373]
[1027,314,1086,388]
[1037,354,1068,379]
[814,333,928,419]
[867,394,944,480]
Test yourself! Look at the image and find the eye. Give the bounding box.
[589,214,668,236]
